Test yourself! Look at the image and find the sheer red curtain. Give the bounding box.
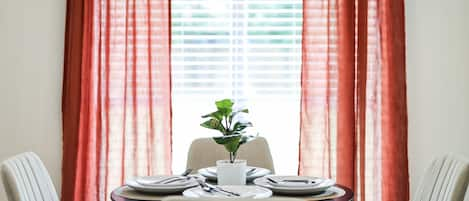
[299,0,409,201]
[61,0,172,201]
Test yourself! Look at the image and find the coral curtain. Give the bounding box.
[299,0,409,201]
[61,0,172,201]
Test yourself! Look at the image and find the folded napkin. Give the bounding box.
[136,176,192,187]
[267,177,323,188]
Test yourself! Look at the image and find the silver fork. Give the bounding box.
[206,183,241,196]
[150,169,192,184]
[196,180,239,197]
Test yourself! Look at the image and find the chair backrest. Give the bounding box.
[1,152,59,201]
[186,137,275,173]
[465,186,469,201]
[412,154,469,201]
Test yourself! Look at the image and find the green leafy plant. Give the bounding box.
[200,99,256,163]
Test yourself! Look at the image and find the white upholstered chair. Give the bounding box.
[186,137,275,173]
[412,154,469,201]
[1,152,59,201]
[465,186,469,201]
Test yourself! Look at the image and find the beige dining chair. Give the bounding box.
[186,137,275,173]
[412,154,469,201]
[1,152,59,201]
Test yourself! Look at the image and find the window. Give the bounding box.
[171,0,303,174]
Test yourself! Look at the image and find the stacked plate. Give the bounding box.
[126,175,200,194]
[253,176,335,195]
[183,185,272,199]
[198,166,271,182]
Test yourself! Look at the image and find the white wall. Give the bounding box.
[0,0,65,200]
[406,0,469,195]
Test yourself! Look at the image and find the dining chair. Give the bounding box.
[465,186,469,201]
[186,137,275,173]
[412,154,469,201]
[1,152,59,201]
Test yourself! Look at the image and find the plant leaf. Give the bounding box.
[215,99,234,110]
[232,122,253,132]
[201,111,223,121]
[239,135,256,145]
[213,135,242,153]
[215,99,233,117]
[230,109,249,119]
[200,119,224,132]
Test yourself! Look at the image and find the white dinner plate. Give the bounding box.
[253,176,335,195]
[183,185,272,199]
[198,166,271,182]
[125,176,199,194]
[136,176,192,187]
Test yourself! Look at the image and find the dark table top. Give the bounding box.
[111,184,353,201]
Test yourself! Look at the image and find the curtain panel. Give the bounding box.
[61,0,172,201]
[299,0,409,201]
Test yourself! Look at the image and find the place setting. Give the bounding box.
[124,169,199,194]
[118,168,273,200]
[112,100,350,201]
[183,179,272,199]
[253,176,345,200]
[118,154,343,200]
[119,172,344,200]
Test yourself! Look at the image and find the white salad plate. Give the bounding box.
[198,166,271,182]
[183,185,272,199]
[253,176,335,195]
[126,176,199,194]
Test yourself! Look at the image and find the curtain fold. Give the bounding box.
[299,0,409,201]
[336,0,357,190]
[379,0,409,200]
[61,0,172,201]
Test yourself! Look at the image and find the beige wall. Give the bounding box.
[0,0,65,200]
[0,0,468,200]
[406,0,469,195]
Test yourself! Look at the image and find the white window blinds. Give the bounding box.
[171,0,303,174]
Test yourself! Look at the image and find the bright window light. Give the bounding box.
[171,0,303,175]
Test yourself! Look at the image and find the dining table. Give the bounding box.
[110,184,353,201]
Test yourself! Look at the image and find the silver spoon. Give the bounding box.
[196,180,221,195]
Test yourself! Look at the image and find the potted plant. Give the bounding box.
[200,99,256,185]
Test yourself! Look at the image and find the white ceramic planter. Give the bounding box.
[216,159,247,185]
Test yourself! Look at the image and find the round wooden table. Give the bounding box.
[111,184,353,201]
